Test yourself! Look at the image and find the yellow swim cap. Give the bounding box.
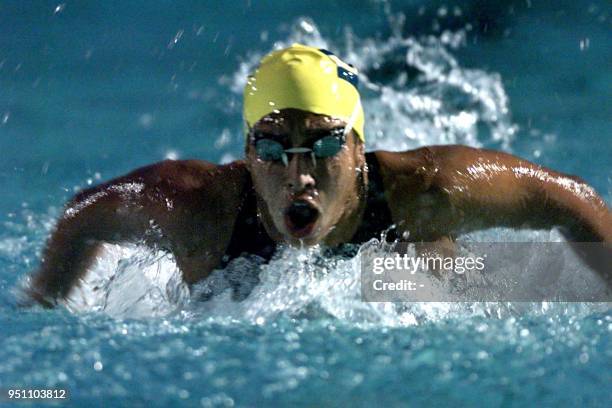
[243,43,365,142]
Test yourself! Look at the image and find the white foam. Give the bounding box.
[64,243,189,318]
[57,230,609,325]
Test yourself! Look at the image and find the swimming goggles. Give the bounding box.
[253,128,346,166]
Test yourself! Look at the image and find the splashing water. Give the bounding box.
[3,18,594,324]
[53,228,607,323]
[30,18,597,323]
[1,9,610,406]
[223,17,517,154]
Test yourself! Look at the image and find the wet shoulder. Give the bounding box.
[145,160,252,217]
[71,159,249,203]
[88,159,252,220]
[126,159,249,192]
[372,145,497,190]
[371,147,439,192]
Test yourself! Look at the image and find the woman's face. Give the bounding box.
[246,109,365,246]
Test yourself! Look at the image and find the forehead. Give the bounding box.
[254,109,347,130]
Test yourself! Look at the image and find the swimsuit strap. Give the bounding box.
[349,152,395,244]
[222,177,277,266]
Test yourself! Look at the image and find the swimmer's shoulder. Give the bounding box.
[118,159,253,254]
[369,147,441,192]
[117,159,249,192]
[74,159,252,220]
[368,145,498,212]
[372,145,491,173]
[370,145,502,190]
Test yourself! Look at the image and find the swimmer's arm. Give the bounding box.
[27,160,249,307]
[376,146,612,242]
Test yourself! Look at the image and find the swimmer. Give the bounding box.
[27,44,612,306]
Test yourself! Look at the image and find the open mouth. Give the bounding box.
[284,200,320,238]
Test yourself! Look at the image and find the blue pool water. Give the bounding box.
[1,1,611,406]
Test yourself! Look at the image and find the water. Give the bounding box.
[1,1,611,406]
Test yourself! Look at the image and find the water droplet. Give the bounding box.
[299,20,314,33]
[139,113,154,129]
[579,38,590,51]
[165,150,179,160]
[168,30,184,49]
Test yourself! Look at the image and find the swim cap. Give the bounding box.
[243,43,365,142]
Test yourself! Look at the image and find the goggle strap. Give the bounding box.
[344,101,361,137]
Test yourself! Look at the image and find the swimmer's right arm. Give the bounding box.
[377,145,612,242]
[377,146,611,283]
[26,160,250,307]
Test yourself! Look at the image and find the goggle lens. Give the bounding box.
[312,135,344,158]
[254,133,346,164]
[255,139,285,161]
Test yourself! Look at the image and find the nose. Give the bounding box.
[286,153,316,193]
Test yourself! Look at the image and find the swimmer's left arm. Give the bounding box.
[376,145,612,243]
